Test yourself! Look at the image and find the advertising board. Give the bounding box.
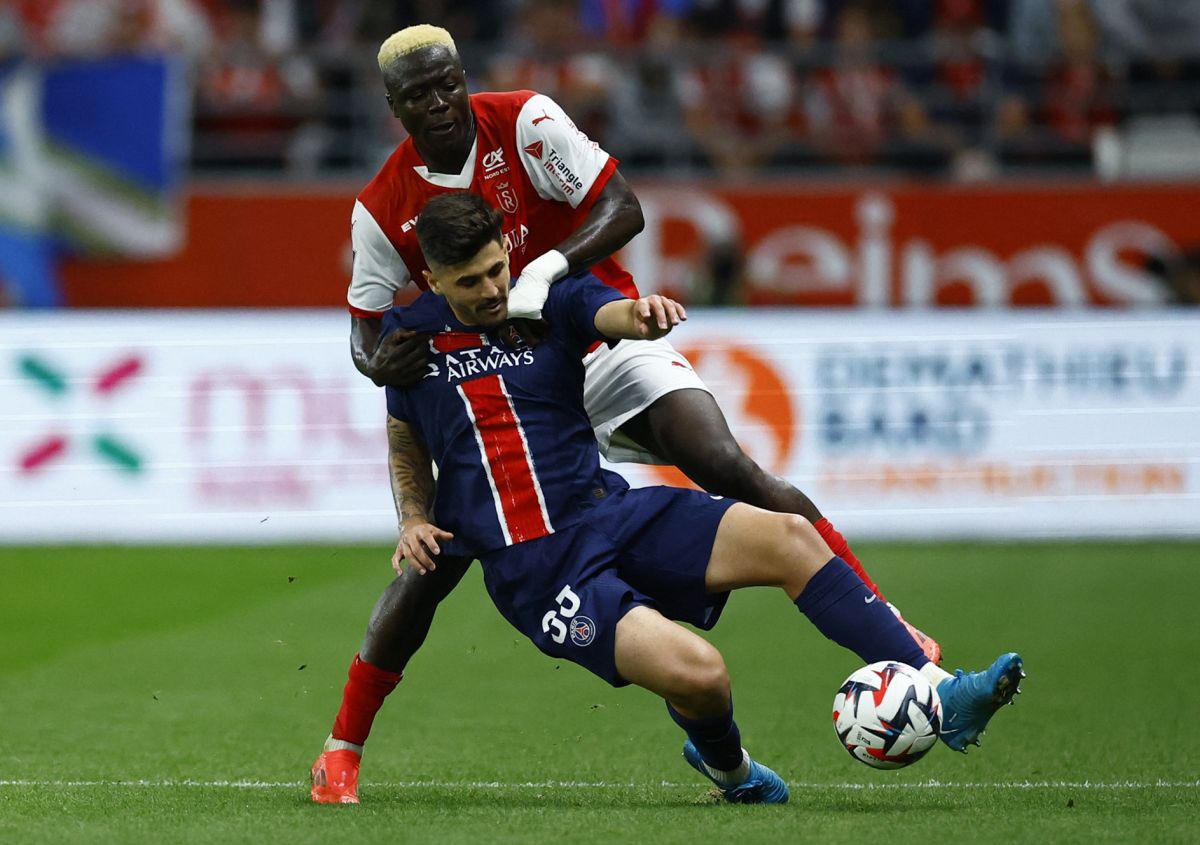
[59,183,1200,309]
[2,310,1197,542]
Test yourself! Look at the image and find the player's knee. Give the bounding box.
[670,640,730,704]
[780,512,824,553]
[775,513,831,586]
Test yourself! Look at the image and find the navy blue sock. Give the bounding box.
[666,700,744,772]
[794,556,927,667]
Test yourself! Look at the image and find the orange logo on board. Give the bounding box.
[651,343,797,488]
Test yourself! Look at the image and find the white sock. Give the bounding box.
[324,734,364,755]
[702,748,752,786]
[920,661,953,689]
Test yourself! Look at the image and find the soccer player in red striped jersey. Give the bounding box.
[312,24,940,804]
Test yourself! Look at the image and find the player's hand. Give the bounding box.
[394,520,454,576]
[506,274,552,320]
[366,329,429,387]
[506,249,568,320]
[632,295,687,339]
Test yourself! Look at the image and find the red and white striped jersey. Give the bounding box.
[348,90,636,317]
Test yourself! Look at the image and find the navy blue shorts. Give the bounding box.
[479,486,738,687]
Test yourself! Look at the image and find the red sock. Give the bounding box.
[331,653,402,746]
[814,518,885,602]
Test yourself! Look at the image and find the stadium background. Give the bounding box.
[1,2,1198,843]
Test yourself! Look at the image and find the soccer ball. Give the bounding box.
[832,661,941,770]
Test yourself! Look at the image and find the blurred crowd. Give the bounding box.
[3,0,1200,178]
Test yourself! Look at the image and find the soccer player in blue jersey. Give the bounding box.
[314,26,944,804]
[311,191,1025,805]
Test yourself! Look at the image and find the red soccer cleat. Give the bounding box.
[311,749,361,804]
[889,603,942,666]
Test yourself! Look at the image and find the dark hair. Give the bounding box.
[416,192,504,268]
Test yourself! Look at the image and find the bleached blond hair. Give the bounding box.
[377,25,458,73]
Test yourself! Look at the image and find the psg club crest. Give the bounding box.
[495,181,519,214]
[499,319,548,350]
[499,322,527,350]
[569,615,596,647]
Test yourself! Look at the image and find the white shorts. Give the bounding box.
[582,337,711,465]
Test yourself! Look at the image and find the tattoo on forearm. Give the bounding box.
[387,416,435,528]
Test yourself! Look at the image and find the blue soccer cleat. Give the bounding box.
[937,652,1025,752]
[682,741,789,804]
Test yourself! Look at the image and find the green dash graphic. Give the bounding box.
[18,355,67,394]
[93,434,143,473]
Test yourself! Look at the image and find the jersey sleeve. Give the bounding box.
[543,272,626,352]
[384,385,409,421]
[347,200,411,316]
[514,93,617,210]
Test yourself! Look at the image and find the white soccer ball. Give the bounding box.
[832,661,941,770]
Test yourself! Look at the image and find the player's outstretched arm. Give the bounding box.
[387,415,451,575]
[594,295,687,341]
[351,315,430,387]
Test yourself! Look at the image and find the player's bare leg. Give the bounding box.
[703,503,1022,752]
[702,505,835,599]
[359,554,472,671]
[311,554,472,804]
[619,387,941,663]
[613,606,788,804]
[703,503,935,666]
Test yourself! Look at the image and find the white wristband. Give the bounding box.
[524,249,570,285]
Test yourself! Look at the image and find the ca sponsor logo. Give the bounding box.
[482,147,506,172]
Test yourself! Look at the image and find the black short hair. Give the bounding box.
[416,192,504,268]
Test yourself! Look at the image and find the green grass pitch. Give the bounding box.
[1,541,1197,844]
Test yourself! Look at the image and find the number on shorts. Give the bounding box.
[541,584,581,644]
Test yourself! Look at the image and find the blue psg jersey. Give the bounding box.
[383,272,630,557]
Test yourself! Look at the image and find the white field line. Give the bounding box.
[0,779,1196,790]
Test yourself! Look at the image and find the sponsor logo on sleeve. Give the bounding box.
[542,148,585,196]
